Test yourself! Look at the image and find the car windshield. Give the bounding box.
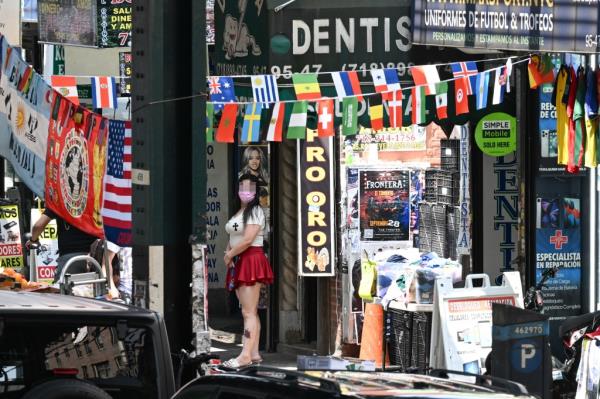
[0,319,158,398]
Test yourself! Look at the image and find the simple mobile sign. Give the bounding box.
[298,130,335,277]
[412,0,600,53]
[475,112,516,157]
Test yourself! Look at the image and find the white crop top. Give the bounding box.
[225,207,265,247]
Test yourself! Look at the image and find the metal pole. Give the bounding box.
[190,0,211,354]
[591,54,598,312]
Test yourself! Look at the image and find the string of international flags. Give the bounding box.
[206,55,538,144]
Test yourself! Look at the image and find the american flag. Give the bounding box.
[102,120,132,246]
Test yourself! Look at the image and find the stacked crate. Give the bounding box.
[418,140,461,260]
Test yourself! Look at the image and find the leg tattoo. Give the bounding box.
[244,329,251,339]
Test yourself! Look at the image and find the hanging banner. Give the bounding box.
[535,196,582,346]
[0,0,22,46]
[412,0,600,53]
[0,40,53,198]
[30,208,59,284]
[38,0,96,47]
[97,0,132,48]
[118,51,131,96]
[45,97,108,238]
[298,130,335,277]
[475,112,517,157]
[457,125,471,256]
[359,169,410,242]
[0,204,24,270]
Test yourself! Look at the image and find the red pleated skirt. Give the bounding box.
[226,247,274,291]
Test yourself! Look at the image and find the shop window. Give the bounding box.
[64,348,70,358]
[54,352,61,367]
[82,365,89,379]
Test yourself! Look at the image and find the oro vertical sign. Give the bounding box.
[298,130,334,276]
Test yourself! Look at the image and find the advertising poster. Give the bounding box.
[0,39,53,198]
[97,0,132,48]
[444,295,517,373]
[475,112,517,157]
[351,126,427,153]
[0,204,24,270]
[30,208,59,284]
[413,0,600,53]
[298,130,334,276]
[118,52,131,96]
[535,196,582,353]
[359,170,410,242]
[38,0,96,47]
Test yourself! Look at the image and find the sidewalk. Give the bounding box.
[209,326,298,369]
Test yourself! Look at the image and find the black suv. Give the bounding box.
[173,367,538,399]
[0,290,177,398]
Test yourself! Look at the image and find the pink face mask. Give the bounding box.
[238,191,256,203]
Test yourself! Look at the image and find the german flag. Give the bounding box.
[369,94,384,131]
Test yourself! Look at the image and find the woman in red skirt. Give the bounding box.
[223,174,274,368]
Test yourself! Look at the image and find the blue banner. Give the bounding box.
[0,38,52,198]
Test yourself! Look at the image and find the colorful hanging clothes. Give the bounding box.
[584,68,598,167]
[566,66,578,172]
[572,67,586,169]
[553,66,569,165]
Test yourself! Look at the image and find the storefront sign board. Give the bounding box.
[351,126,427,153]
[430,272,523,374]
[482,153,519,283]
[457,125,471,255]
[38,0,97,47]
[0,0,21,46]
[0,204,24,271]
[97,0,132,48]
[119,51,131,96]
[475,112,516,157]
[298,130,335,276]
[205,143,229,288]
[30,208,58,284]
[412,0,600,53]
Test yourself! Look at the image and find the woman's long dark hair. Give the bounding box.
[238,173,262,226]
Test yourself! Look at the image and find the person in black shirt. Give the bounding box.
[28,209,119,298]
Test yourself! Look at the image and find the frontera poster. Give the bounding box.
[359,170,410,241]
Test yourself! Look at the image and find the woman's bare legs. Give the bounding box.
[235,284,261,365]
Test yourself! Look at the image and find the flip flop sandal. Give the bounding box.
[222,358,252,369]
[251,357,263,365]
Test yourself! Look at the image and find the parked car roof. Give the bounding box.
[174,367,536,398]
[0,290,153,318]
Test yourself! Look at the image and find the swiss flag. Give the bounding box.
[317,99,335,137]
[455,77,470,116]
